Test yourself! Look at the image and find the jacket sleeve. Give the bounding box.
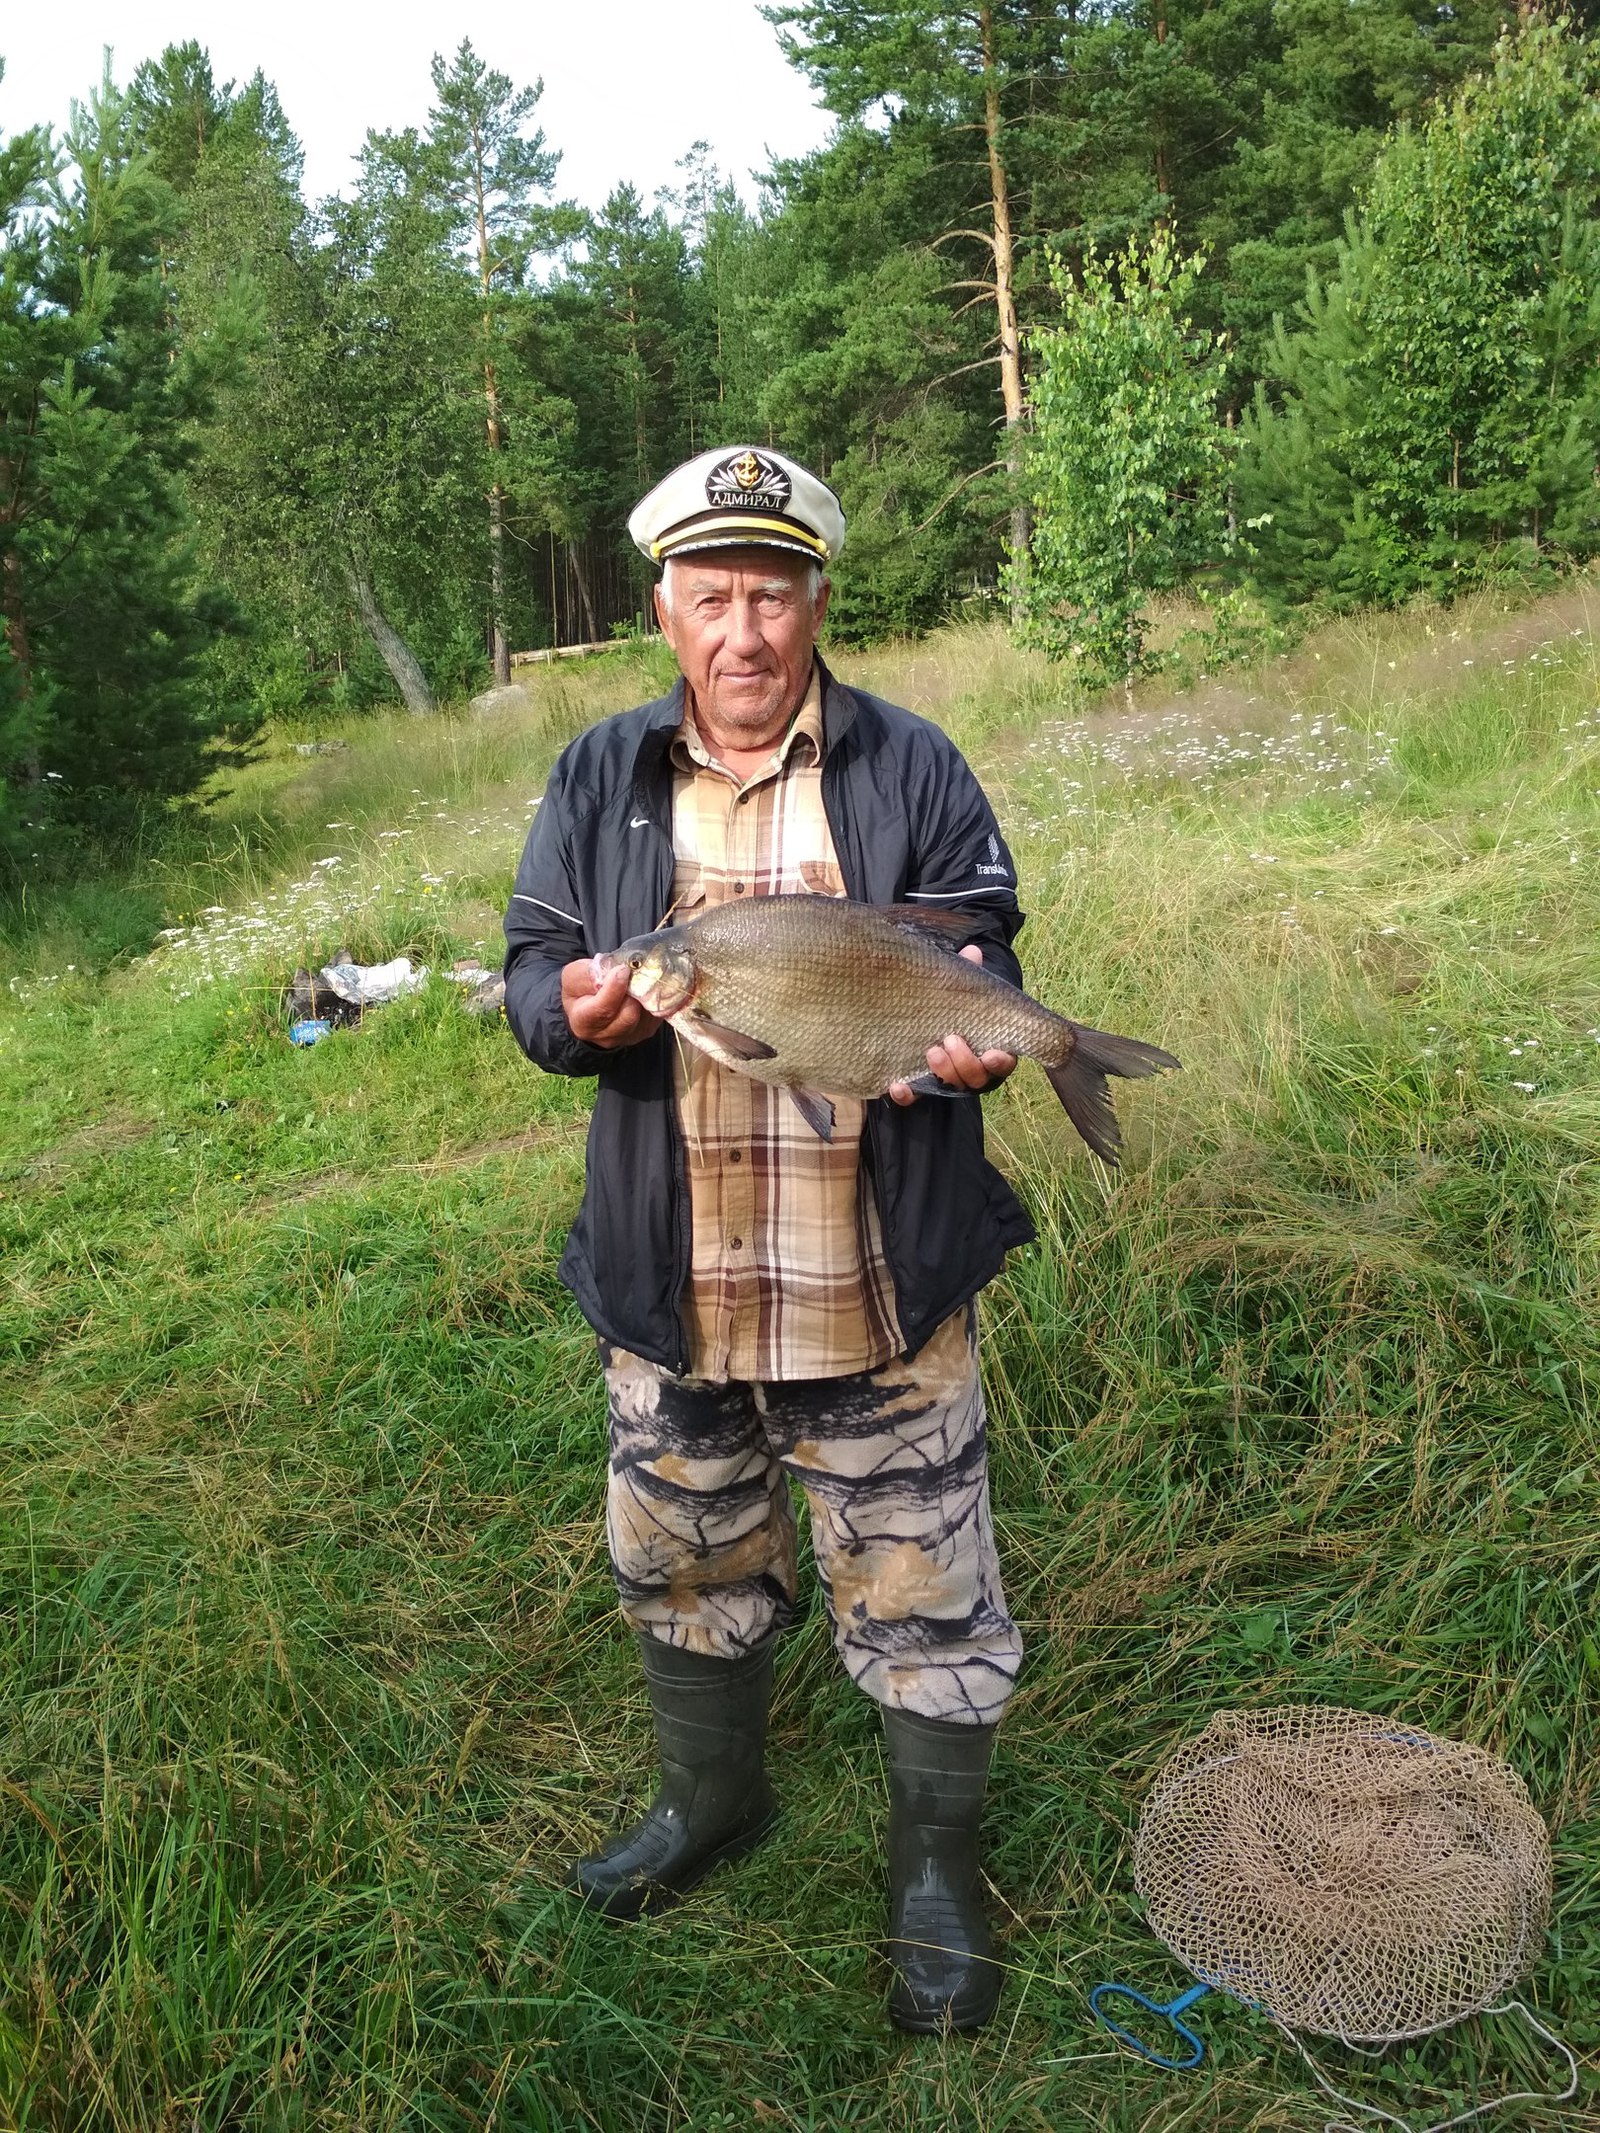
[501,765,610,1078]
[905,730,1027,995]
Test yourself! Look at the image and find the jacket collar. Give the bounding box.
[630,675,688,793]
[632,655,860,787]
[817,654,861,751]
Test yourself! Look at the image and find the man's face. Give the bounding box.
[654,549,830,746]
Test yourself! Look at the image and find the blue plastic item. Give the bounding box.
[1089,1979,1213,2069]
[289,1018,332,1047]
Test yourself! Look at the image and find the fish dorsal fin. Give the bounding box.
[686,1010,777,1062]
[878,903,982,952]
[787,1087,836,1140]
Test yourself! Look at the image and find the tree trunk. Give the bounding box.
[0,454,40,781]
[980,4,1030,623]
[473,127,513,687]
[1125,529,1137,710]
[487,454,510,686]
[568,545,599,643]
[343,559,436,715]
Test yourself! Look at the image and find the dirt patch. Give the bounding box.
[4,1111,155,1186]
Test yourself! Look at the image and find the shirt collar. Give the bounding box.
[672,663,824,778]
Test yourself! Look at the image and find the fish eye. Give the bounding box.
[629,953,644,969]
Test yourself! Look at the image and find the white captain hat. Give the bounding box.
[628,446,846,567]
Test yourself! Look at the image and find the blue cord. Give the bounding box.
[1090,1980,1213,2070]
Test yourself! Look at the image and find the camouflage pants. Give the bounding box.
[601,1308,1022,1726]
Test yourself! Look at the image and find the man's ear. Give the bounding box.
[653,579,674,645]
[813,575,832,630]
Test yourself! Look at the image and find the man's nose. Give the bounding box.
[724,598,767,658]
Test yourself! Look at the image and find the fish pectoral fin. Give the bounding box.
[879,904,982,952]
[686,1011,777,1062]
[787,1087,837,1141]
[896,1070,966,1100]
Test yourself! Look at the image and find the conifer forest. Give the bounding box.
[4,6,1600,841]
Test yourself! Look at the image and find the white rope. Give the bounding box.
[1275,2001,1580,2133]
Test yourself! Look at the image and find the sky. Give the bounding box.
[0,0,835,210]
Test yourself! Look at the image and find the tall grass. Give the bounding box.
[0,588,1596,2128]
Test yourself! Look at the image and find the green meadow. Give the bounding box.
[1,590,1597,2130]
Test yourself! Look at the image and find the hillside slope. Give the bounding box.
[2,592,1598,2129]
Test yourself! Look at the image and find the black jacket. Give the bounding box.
[502,659,1036,1372]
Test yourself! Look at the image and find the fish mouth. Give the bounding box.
[597,940,698,1019]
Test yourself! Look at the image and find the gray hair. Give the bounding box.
[660,554,824,614]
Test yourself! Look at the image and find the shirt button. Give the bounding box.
[730,1235,743,1251]
[733,881,746,894]
[737,791,751,805]
[729,1148,743,1163]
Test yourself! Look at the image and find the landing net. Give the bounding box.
[1133,1705,1553,2046]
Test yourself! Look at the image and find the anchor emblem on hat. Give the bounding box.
[705,447,791,510]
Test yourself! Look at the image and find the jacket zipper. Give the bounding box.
[634,754,693,1375]
[821,711,909,1345]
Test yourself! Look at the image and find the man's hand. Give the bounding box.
[888,945,1018,1106]
[561,958,662,1050]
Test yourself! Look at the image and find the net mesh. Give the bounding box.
[1133,1706,1552,2044]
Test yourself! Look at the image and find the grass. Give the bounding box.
[1,586,1597,2129]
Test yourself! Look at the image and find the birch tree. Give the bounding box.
[1018,234,1230,696]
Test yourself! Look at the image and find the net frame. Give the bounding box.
[1132,1705,1553,2047]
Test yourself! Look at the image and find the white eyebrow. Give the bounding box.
[683,580,795,598]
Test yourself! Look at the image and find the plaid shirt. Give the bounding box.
[669,666,903,1384]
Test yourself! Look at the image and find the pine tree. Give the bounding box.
[770,3,1066,614]
[128,41,233,192]
[0,92,63,817]
[1240,20,1600,608]
[2,65,245,840]
[669,146,764,446]
[412,42,566,684]
[137,58,365,721]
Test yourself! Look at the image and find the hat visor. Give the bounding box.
[648,513,831,564]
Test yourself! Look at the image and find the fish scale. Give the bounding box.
[681,896,1070,1092]
[598,895,1180,1164]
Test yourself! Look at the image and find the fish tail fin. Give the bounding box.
[1044,1028,1181,1165]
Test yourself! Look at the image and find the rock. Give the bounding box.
[470,682,535,717]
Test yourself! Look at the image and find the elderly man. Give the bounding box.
[503,446,1033,2033]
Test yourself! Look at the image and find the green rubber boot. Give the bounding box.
[567,1637,778,1920]
[883,1705,1002,2032]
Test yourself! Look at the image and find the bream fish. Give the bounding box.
[595,895,1179,1163]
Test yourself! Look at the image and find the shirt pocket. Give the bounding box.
[667,862,708,919]
[797,857,845,898]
